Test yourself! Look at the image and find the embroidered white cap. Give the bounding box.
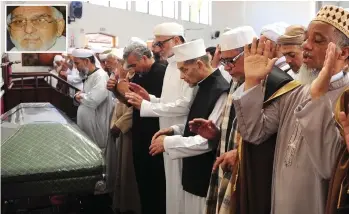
[153,22,184,37]
[99,54,108,61]
[260,22,290,42]
[173,39,206,62]
[220,26,257,51]
[72,48,94,58]
[67,48,75,55]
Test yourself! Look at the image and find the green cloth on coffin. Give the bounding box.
[1,103,105,199]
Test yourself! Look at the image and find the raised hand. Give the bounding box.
[244,36,278,90]
[129,82,150,101]
[310,42,339,100]
[107,77,117,91]
[339,111,349,152]
[189,118,219,140]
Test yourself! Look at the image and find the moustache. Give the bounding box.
[303,51,312,58]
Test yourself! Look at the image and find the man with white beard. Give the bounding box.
[231,5,349,214]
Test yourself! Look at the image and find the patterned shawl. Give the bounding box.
[205,81,242,214]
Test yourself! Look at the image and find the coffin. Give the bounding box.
[1,103,105,199]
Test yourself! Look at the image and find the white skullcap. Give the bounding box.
[72,49,94,58]
[173,39,206,62]
[220,26,257,51]
[261,22,290,42]
[99,54,108,61]
[153,22,184,37]
[53,55,64,62]
[130,37,147,46]
[113,48,124,59]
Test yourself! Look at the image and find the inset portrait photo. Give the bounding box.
[5,4,67,53]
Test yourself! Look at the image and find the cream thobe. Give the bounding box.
[163,93,228,214]
[140,56,194,214]
[232,72,349,214]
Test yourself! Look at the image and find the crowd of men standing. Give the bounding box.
[52,4,349,214]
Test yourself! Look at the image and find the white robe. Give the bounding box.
[66,67,83,96]
[140,56,195,214]
[163,93,228,214]
[76,68,114,151]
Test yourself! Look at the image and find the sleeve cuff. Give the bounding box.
[149,95,160,103]
[171,125,182,135]
[140,100,156,117]
[163,136,179,158]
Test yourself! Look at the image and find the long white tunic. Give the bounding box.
[140,56,195,214]
[76,68,114,151]
[163,93,227,214]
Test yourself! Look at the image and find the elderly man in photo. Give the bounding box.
[7,6,66,52]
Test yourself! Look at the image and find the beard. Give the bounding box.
[297,64,320,85]
[11,35,56,51]
[78,67,89,79]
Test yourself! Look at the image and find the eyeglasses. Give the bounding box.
[8,15,56,31]
[220,51,244,67]
[153,37,174,48]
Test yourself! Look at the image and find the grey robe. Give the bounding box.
[232,73,349,214]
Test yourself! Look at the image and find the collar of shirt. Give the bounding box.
[330,70,344,83]
[167,55,176,64]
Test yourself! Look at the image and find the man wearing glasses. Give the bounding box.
[6,6,66,52]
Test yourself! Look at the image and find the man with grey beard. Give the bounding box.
[231,5,349,214]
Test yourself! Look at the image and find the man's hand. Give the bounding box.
[107,77,117,92]
[125,92,143,110]
[339,111,349,152]
[310,42,339,100]
[152,127,174,141]
[74,91,82,103]
[129,83,150,101]
[244,36,278,91]
[149,135,166,156]
[212,149,238,172]
[59,70,67,77]
[110,125,121,138]
[189,118,219,140]
[211,44,221,68]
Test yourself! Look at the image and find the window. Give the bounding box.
[87,0,109,7]
[136,1,149,13]
[163,1,177,19]
[149,1,162,16]
[199,1,210,25]
[110,0,130,10]
[190,2,199,23]
[181,1,190,21]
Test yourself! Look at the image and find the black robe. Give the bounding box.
[131,62,167,214]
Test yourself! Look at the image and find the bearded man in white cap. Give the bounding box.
[230,5,349,214]
[261,22,292,73]
[149,39,230,214]
[126,22,194,214]
[189,26,295,214]
[72,49,114,190]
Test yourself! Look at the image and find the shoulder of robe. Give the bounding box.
[263,66,301,108]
